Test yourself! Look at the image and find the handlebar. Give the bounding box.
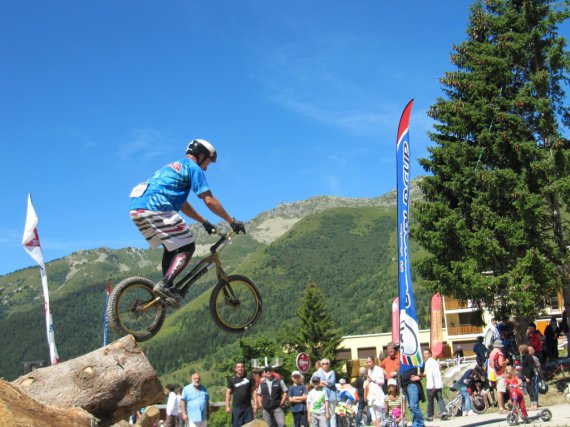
[209,230,240,254]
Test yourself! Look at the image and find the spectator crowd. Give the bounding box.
[133,312,568,427]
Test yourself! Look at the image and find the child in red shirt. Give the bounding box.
[505,366,528,419]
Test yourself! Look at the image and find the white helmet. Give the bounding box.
[186,139,217,164]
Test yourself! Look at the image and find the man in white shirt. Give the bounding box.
[165,384,182,427]
[421,349,447,421]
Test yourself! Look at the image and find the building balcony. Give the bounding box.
[447,324,483,336]
[444,297,472,310]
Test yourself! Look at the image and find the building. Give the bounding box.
[337,292,565,377]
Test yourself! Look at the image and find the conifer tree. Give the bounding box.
[287,277,342,367]
[414,0,570,319]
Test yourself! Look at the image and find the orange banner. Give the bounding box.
[430,293,443,357]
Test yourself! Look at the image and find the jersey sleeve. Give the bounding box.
[189,164,210,196]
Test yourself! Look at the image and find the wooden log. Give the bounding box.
[0,379,96,427]
[12,335,164,426]
[136,405,160,427]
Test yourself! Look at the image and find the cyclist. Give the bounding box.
[129,139,246,308]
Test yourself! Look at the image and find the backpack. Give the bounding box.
[492,350,503,372]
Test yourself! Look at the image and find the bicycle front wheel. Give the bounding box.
[209,275,262,333]
[107,277,166,342]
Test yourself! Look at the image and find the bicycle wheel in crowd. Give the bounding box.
[209,275,262,333]
[107,276,166,342]
[471,394,488,414]
[506,413,518,426]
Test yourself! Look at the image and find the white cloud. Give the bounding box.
[116,129,172,161]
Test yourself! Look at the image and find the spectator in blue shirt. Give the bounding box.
[288,371,309,427]
[181,373,209,427]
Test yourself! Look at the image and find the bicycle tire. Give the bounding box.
[209,275,262,333]
[471,394,488,414]
[107,276,166,342]
[506,413,518,426]
[540,409,552,421]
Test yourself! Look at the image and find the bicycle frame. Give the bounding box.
[175,231,235,296]
[137,231,235,311]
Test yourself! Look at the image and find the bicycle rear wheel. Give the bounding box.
[209,275,262,333]
[471,394,488,414]
[107,277,166,342]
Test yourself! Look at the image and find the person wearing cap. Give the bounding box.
[256,366,288,427]
[313,358,339,427]
[488,339,509,413]
[307,376,330,427]
[353,367,368,427]
[289,371,309,427]
[381,342,400,379]
[421,349,447,421]
[384,378,406,426]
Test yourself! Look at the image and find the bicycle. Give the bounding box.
[506,390,551,425]
[107,230,263,341]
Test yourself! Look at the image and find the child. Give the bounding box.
[289,371,309,427]
[308,376,330,427]
[383,378,406,427]
[505,366,528,421]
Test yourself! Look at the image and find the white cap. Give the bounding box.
[339,378,346,384]
[387,378,398,387]
[291,370,302,377]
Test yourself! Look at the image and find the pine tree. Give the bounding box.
[414,0,570,320]
[287,277,343,367]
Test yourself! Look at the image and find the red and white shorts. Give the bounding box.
[130,210,194,251]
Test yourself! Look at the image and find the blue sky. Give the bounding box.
[2,1,567,275]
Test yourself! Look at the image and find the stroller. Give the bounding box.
[382,407,407,427]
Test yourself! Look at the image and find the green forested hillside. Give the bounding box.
[0,199,431,382]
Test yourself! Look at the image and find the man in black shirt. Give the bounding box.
[226,362,256,427]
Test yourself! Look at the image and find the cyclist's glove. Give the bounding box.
[202,221,217,235]
[231,220,246,234]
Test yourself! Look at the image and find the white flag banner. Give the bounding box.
[22,194,60,365]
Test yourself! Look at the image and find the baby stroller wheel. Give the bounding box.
[506,413,519,426]
[540,409,552,422]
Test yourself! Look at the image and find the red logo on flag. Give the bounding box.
[25,228,41,248]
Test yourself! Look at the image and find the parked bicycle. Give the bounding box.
[107,230,262,341]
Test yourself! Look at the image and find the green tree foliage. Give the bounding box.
[414,0,570,319]
[285,278,343,368]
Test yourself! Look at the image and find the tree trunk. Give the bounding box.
[11,335,164,426]
[0,379,97,427]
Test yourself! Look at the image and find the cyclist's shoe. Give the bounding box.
[425,416,433,421]
[153,282,182,309]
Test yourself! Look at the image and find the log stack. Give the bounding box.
[4,335,164,426]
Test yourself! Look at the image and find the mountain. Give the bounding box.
[0,180,428,381]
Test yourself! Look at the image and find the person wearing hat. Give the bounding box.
[256,366,288,427]
[313,358,339,427]
[488,339,509,413]
[384,378,406,426]
[353,367,368,427]
[288,371,309,427]
[307,376,330,427]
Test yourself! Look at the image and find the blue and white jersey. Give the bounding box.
[130,158,210,212]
